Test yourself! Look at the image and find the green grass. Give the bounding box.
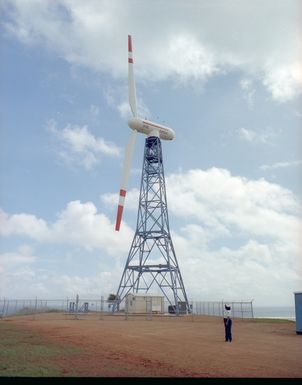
[0,321,84,377]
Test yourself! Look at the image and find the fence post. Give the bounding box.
[146,297,152,321]
[99,296,104,320]
[1,298,6,319]
[32,297,38,320]
[124,296,128,321]
[191,301,194,322]
[5,299,9,318]
[251,299,254,320]
[75,294,79,320]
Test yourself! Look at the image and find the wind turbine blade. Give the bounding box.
[128,35,137,117]
[115,129,137,231]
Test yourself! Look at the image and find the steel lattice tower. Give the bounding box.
[114,136,190,314]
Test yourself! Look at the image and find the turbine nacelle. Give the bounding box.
[128,117,175,141]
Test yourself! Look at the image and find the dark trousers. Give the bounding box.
[224,318,232,342]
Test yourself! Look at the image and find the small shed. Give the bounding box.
[126,293,164,314]
[294,292,302,335]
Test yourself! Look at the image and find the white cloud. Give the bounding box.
[0,245,38,295]
[263,62,302,103]
[1,168,301,305]
[118,97,151,120]
[236,127,257,142]
[163,34,219,82]
[104,85,151,120]
[47,119,120,169]
[0,267,122,299]
[117,101,130,119]
[48,200,133,256]
[167,168,301,243]
[260,160,302,171]
[102,167,302,244]
[240,78,255,108]
[0,245,36,273]
[0,201,133,257]
[235,127,276,144]
[0,209,49,239]
[2,0,301,102]
[175,235,300,304]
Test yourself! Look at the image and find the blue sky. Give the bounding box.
[0,0,301,306]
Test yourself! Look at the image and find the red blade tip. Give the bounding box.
[128,35,132,52]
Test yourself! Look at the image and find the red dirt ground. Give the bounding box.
[4,313,302,377]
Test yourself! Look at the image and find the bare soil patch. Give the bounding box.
[2,313,301,377]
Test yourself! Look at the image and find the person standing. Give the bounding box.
[223,304,232,342]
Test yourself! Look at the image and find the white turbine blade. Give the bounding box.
[128,35,137,117]
[115,129,137,231]
[121,129,137,190]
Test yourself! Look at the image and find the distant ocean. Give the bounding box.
[253,306,296,321]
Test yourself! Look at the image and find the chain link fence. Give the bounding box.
[191,300,254,319]
[0,296,254,321]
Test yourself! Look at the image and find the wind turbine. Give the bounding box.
[115,35,175,231]
[113,35,189,315]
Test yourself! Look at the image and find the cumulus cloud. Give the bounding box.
[101,167,302,267]
[0,245,36,273]
[0,245,38,294]
[175,235,300,304]
[0,267,123,299]
[2,0,301,102]
[163,34,219,82]
[0,200,133,257]
[168,169,301,303]
[47,119,120,169]
[0,209,49,239]
[263,62,302,103]
[48,200,133,256]
[1,168,301,304]
[167,168,301,242]
[103,167,301,242]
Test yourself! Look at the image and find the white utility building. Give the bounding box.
[126,293,164,314]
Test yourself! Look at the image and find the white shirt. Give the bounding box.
[223,309,231,318]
